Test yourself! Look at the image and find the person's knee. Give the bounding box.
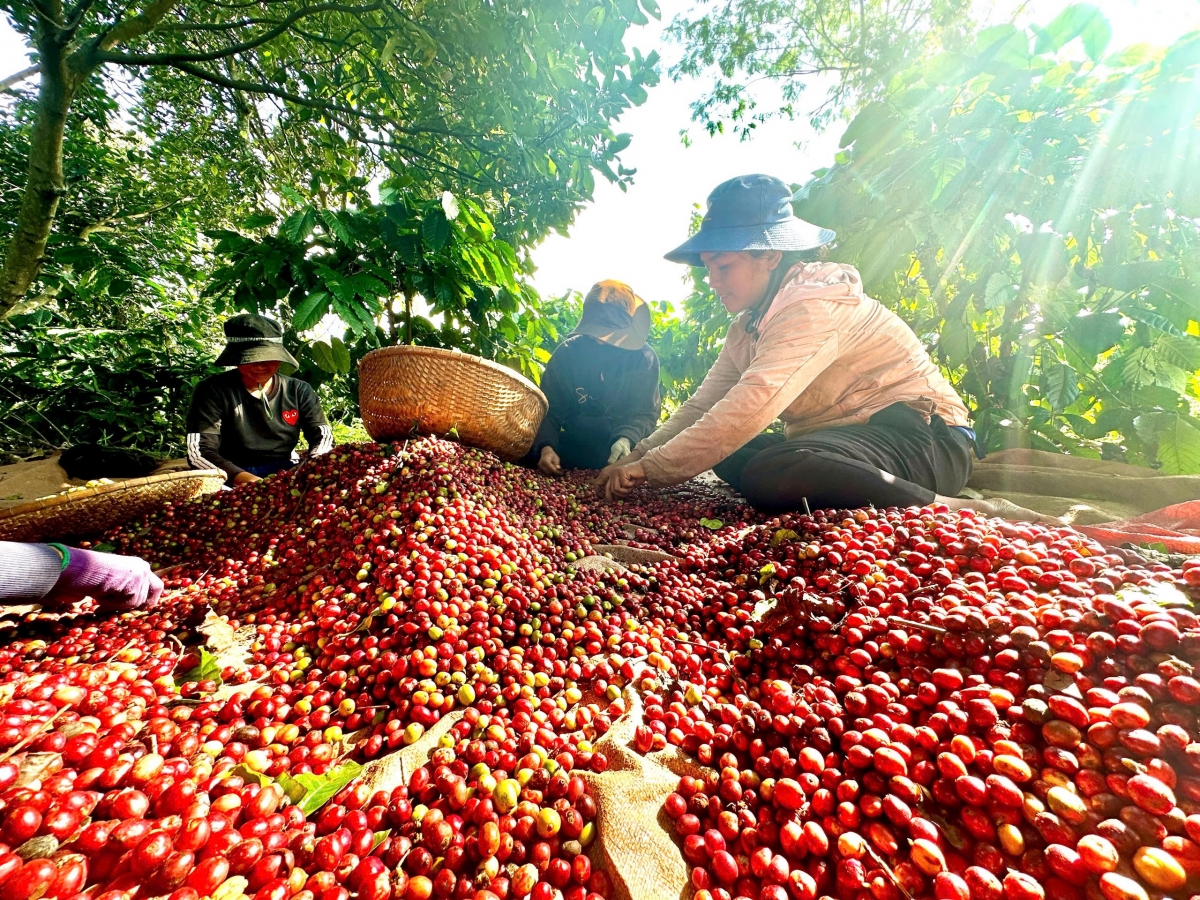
[738,447,825,510]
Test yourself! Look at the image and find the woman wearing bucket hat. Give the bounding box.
[186,314,334,485]
[593,174,992,514]
[530,280,662,474]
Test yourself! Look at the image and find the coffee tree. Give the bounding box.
[0,0,659,316]
[204,187,553,390]
[793,8,1200,470]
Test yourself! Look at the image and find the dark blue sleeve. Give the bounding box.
[613,350,662,444]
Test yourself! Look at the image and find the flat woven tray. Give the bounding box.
[0,469,226,543]
[359,345,548,461]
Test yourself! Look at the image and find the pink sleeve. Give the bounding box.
[634,324,745,454]
[640,303,838,486]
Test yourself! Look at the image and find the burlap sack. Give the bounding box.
[578,689,703,900]
[570,545,677,575]
[360,710,465,797]
[968,448,1200,514]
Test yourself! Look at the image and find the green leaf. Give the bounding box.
[1121,346,1159,389]
[1154,415,1200,474]
[699,518,723,530]
[1125,307,1183,337]
[1065,312,1124,356]
[287,761,363,816]
[292,291,330,333]
[371,831,391,851]
[441,191,460,221]
[177,647,222,686]
[241,212,278,230]
[983,273,1012,311]
[1039,362,1080,409]
[275,772,309,806]
[330,336,351,374]
[1088,260,1169,291]
[310,340,338,374]
[280,208,317,243]
[1033,4,1111,60]
[319,210,355,247]
[422,211,451,252]
[940,316,974,367]
[758,562,776,585]
[1155,335,1200,372]
[771,529,798,547]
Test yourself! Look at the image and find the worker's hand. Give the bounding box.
[607,438,633,465]
[538,446,563,476]
[593,460,646,501]
[43,546,164,612]
[233,471,262,485]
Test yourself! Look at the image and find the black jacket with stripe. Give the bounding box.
[186,371,332,482]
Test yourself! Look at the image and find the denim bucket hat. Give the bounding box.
[665,174,835,267]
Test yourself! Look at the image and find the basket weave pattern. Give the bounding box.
[359,346,548,461]
[0,469,226,543]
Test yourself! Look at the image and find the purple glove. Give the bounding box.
[43,546,164,612]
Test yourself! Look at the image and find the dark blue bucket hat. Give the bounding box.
[665,174,835,267]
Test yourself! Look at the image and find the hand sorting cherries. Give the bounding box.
[0,437,1194,900]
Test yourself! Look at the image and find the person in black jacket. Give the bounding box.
[186,314,334,485]
[532,281,662,474]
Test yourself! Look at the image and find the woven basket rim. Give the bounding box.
[360,345,548,412]
[0,468,226,524]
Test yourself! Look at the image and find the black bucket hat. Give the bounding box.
[571,280,651,350]
[665,174,835,267]
[214,314,299,372]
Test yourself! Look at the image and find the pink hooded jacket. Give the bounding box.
[635,262,971,487]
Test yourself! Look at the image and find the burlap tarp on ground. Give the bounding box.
[966,449,1200,552]
[967,448,1200,524]
[578,689,705,900]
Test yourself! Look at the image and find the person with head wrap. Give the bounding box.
[531,281,662,474]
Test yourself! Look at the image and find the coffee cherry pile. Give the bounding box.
[625,507,1200,900]
[0,438,1194,900]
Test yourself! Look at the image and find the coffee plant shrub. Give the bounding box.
[204,188,558,385]
[792,12,1200,467]
[0,436,1194,900]
[0,307,223,459]
[669,0,973,135]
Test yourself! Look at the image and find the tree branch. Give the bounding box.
[100,2,382,65]
[0,65,41,92]
[92,0,182,55]
[78,196,195,239]
[132,58,484,143]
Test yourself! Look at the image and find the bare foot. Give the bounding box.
[937,495,1061,524]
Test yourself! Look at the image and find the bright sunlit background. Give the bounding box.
[1,0,1197,308]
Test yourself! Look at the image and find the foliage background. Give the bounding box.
[4,2,1200,481]
[791,10,1200,470]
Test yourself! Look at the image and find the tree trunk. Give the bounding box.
[0,46,74,318]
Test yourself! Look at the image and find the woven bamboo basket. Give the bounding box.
[359,346,548,461]
[0,469,226,543]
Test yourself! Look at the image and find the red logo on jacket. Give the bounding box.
[282,408,299,425]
